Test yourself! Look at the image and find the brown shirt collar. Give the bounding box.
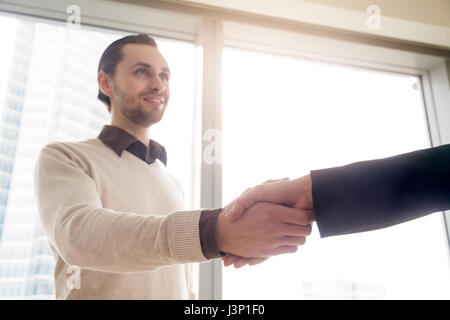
[97,125,167,166]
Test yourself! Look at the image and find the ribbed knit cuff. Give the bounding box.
[166,210,208,263]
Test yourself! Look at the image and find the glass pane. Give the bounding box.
[0,13,198,299]
[222,47,450,299]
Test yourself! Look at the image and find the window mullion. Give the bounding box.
[198,17,223,301]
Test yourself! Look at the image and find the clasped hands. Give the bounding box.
[216,174,315,268]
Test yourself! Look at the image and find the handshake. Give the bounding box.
[216,145,450,268]
[216,174,314,268]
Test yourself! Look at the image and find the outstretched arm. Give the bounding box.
[222,144,450,267]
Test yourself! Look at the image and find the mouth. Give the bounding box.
[142,95,165,107]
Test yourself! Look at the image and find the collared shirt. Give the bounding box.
[98,125,167,166]
[97,124,221,259]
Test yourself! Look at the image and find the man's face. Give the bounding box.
[109,43,170,127]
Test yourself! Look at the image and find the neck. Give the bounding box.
[110,115,150,146]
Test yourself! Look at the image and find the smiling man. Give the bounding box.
[33,34,314,299]
[102,41,171,146]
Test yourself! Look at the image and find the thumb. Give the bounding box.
[224,198,249,221]
[225,177,290,220]
[263,177,289,184]
[224,186,266,221]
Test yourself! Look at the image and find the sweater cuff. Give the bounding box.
[166,210,208,263]
[199,208,223,259]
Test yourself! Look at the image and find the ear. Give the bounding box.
[97,71,113,98]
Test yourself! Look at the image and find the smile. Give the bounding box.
[143,97,164,103]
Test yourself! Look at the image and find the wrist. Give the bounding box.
[292,174,314,210]
[216,208,228,253]
[303,174,313,205]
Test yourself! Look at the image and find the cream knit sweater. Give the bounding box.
[34,138,208,299]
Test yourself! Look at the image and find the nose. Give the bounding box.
[148,75,165,94]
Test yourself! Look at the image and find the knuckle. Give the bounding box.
[298,225,310,236]
[282,246,297,254]
[299,212,311,225]
[305,224,312,235]
[280,223,294,235]
[289,225,303,235]
[277,224,288,236]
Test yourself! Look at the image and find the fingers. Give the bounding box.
[222,254,267,268]
[239,178,289,198]
[233,259,250,269]
[222,237,307,268]
[278,223,312,237]
[278,235,307,246]
[225,179,298,221]
[263,236,307,255]
[271,246,299,256]
[263,177,289,184]
[225,198,253,221]
[222,236,306,269]
[223,254,247,268]
[277,206,315,225]
[247,258,267,266]
[225,184,277,221]
[223,254,240,267]
[242,180,282,199]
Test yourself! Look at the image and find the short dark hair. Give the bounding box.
[97,34,158,113]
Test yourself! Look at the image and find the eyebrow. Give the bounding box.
[130,62,170,74]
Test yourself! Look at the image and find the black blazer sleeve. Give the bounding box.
[310,144,450,238]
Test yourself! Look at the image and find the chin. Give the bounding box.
[136,113,164,127]
[131,105,166,126]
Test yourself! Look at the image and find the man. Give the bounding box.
[34,34,313,299]
[222,144,450,267]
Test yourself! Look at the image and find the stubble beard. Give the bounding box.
[112,80,164,127]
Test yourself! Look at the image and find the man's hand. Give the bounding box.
[224,174,314,220]
[216,202,314,258]
[221,174,315,268]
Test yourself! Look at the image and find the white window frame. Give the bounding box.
[1,0,449,300]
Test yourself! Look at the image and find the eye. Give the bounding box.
[160,73,169,81]
[136,68,149,76]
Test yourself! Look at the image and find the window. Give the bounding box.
[1,0,449,301]
[221,47,450,299]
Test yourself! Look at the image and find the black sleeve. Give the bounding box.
[310,144,450,238]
